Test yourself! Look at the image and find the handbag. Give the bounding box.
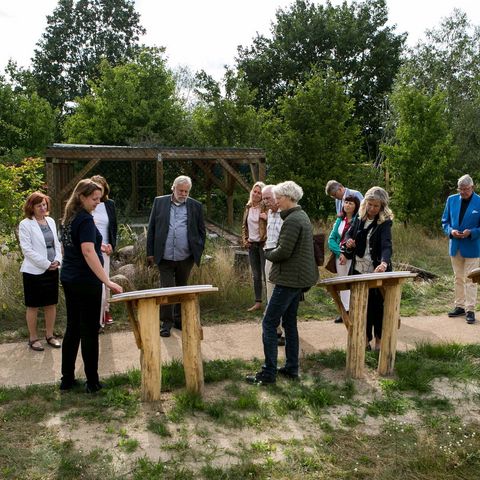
[324,252,337,274]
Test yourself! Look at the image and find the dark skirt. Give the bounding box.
[23,269,59,307]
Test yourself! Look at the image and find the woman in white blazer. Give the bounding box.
[19,192,62,351]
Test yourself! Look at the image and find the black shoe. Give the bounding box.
[160,328,171,337]
[277,366,299,380]
[334,316,343,324]
[277,335,286,346]
[85,382,103,394]
[448,307,466,317]
[245,371,276,385]
[59,379,79,391]
[466,311,476,324]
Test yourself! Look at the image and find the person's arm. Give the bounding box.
[327,218,342,257]
[265,219,301,263]
[49,218,63,266]
[80,242,122,293]
[374,221,393,273]
[19,220,51,271]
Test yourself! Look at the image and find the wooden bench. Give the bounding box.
[318,272,417,379]
[110,285,218,401]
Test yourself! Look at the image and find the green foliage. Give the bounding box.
[382,85,456,226]
[31,0,145,109]
[63,48,185,145]
[236,0,406,160]
[0,158,45,247]
[261,70,366,217]
[0,77,55,158]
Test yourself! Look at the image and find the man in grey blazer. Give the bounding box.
[147,175,206,337]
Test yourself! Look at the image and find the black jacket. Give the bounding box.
[104,199,118,250]
[342,216,393,272]
[146,195,206,266]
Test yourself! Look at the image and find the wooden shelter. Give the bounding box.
[45,144,266,225]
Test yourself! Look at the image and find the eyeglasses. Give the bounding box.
[458,186,473,192]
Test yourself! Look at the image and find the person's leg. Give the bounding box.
[26,307,39,342]
[158,260,176,332]
[464,256,480,312]
[78,283,103,388]
[44,304,57,338]
[369,288,384,349]
[61,282,82,387]
[336,259,351,311]
[451,252,466,309]
[171,256,195,327]
[261,286,299,379]
[248,243,263,310]
[281,289,302,375]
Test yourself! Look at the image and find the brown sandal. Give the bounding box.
[28,339,44,351]
[46,336,61,348]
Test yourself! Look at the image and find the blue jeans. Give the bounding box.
[248,242,265,302]
[262,285,302,379]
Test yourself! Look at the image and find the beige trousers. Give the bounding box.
[450,251,479,312]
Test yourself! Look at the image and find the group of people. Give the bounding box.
[19,176,122,393]
[18,169,480,391]
[325,180,393,351]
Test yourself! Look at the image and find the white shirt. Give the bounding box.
[92,202,109,244]
[265,210,283,249]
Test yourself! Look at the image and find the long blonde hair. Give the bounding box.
[358,186,394,224]
[62,179,102,225]
[248,181,265,206]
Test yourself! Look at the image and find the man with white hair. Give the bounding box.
[442,174,480,324]
[262,184,285,346]
[147,175,206,336]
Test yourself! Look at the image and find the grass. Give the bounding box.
[2,344,480,478]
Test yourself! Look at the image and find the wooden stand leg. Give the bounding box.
[346,282,368,379]
[378,285,401,376]
[137,298,161,401]
[181,296,204,396]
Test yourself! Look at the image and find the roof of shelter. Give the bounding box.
[45,144,265,162]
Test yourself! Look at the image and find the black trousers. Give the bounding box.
[61,281,102,385]
[158,256,194,329]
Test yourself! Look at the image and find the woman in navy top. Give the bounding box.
[60,179,123,393]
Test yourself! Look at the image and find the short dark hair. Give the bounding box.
[23,191,51,218]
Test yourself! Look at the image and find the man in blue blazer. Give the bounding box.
[147,175,206,336]
[442,174,480,324]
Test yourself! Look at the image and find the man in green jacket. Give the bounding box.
[246,181,319,385]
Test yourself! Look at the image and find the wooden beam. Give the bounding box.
[218,158,250,192]
[192,159,228,193]
[156,153,164,196]
[59,158,101,198]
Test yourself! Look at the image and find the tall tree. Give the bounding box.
[262,70,366,217]
[397,9,480,185]
[382,85,456,226]
[32,0,145,109]
[63,48,185,146]
[0,76,55,159]
[236,0,406,161]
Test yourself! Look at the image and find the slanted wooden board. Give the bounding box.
[318,272,417,379]
[110,285,218,402]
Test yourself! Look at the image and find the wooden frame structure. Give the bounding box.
[45,144,266,225]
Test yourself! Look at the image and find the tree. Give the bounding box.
[32,0,145,109]
[0,76,55,159]
[398,9,480,185]
[262,70,366,218]
[63,48,186,145]
[192,70,265,147]
[236,0,406,161]
[382,85,456,226]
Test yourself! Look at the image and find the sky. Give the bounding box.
[0,0,479,81]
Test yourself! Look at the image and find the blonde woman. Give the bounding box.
[241,181,268,311]
[342,187,393,351]
[60,179,123,393]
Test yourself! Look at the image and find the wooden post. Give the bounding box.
[181,295,204,395]
[45,158,59,219]
[137,298,161,401]
[346,282,368,378]
[226,173,235,228]
[156,153,164,196]
[378,284,402,376]
[258,158,266,182]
